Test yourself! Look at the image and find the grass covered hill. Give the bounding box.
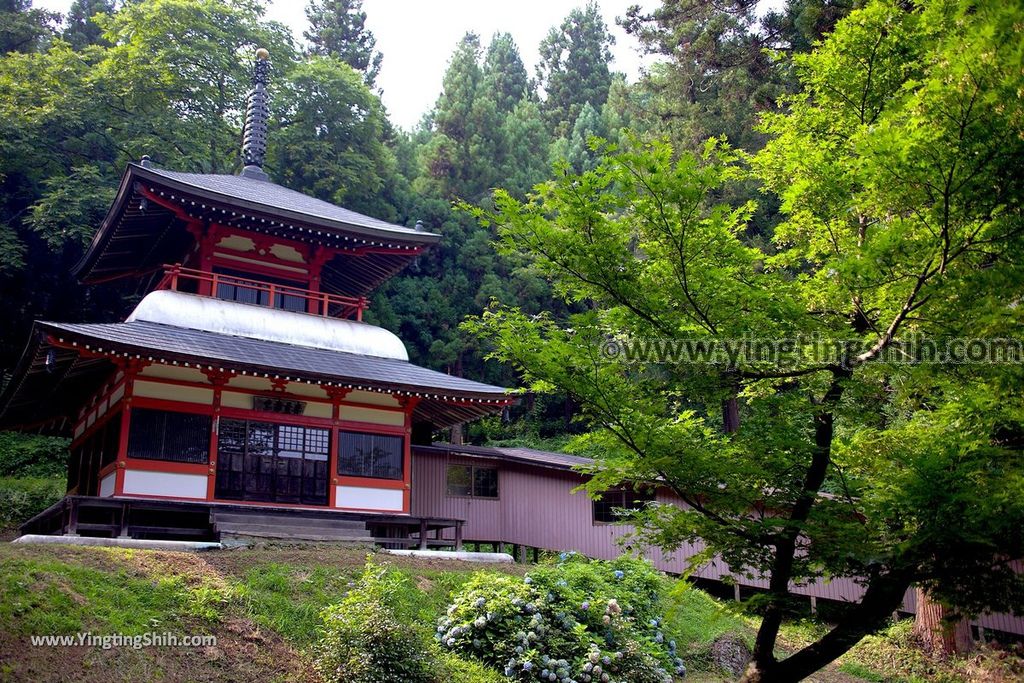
[0,543,1020,683]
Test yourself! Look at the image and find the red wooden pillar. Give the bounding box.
[204,370,231,501]
[308,247,332,315]
[401,396,420,515]
[195,222,215,295]
[324,386,351,508]
[113,358,151,495]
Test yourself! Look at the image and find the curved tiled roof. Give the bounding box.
[40,320,507,399]
[140,165,433,240]
[0,315,513,432]
[73,163,438,296]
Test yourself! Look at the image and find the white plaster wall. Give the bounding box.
[336,486,403,511]
[123,470,207,499]
[99,472,116,498]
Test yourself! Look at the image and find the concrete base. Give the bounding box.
[12,534,222,552]
[382,548,513,563]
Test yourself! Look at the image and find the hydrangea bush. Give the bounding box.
[314,563,435,683]
[437,555,686,682]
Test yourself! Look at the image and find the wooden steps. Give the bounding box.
[213,511,373,543]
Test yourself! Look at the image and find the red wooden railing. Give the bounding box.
[156,264,367,321]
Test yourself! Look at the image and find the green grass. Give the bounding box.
[0,544,1018,683]
[230,560,485,646]
[836,620,967,683]
[663,582,750,650]
[838,661,890,682]
[0,556,208,636]
[233,562,359,643]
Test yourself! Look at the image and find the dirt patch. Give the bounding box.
[0,621,315,683]
[114,549,231,592]
[709,633,751,678]
[1,543,132,574]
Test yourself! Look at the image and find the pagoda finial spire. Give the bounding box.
[241,48,271,180]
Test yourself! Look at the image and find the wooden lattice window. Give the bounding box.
[127,408,211,464]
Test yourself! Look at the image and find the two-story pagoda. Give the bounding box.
[0,51,511,543]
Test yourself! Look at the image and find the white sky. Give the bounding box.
[35,0,659,130]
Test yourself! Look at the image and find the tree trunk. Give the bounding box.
[450,422,464,445]
[913,588,973,657]
[722,396,740,433]
[738,568,914,682]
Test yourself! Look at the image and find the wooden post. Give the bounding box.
[733,584,741,602]
[419,519,428,550]
[118,502,130,538]
[67,498,79,537]
[810,596,817,616]
[454,522,463,551]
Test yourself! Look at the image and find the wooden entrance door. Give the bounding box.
[215,419,329,505]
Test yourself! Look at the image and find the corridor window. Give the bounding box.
[446,465,498,498]
[592,488,655,523]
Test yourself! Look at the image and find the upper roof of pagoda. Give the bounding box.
[74,162,439,296]
[73,49,439,298]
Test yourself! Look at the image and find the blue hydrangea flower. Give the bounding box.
[523,661,534,671]
[524,576,533,585]
[474,597,486,608]
[612,570,625,580]
[581,601,590,610]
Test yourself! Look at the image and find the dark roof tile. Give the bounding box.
[141,165,434,240]
[414,443,594,471]
[40,320,508,398]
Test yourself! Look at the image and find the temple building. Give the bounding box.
[0,50,512,542]
[4,50,1021,642]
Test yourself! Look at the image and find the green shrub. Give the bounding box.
[0,477,65,527]
[313,561,435,683]
[437,554,685,683]
[436,652,507,683]
[0,432,69,478]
